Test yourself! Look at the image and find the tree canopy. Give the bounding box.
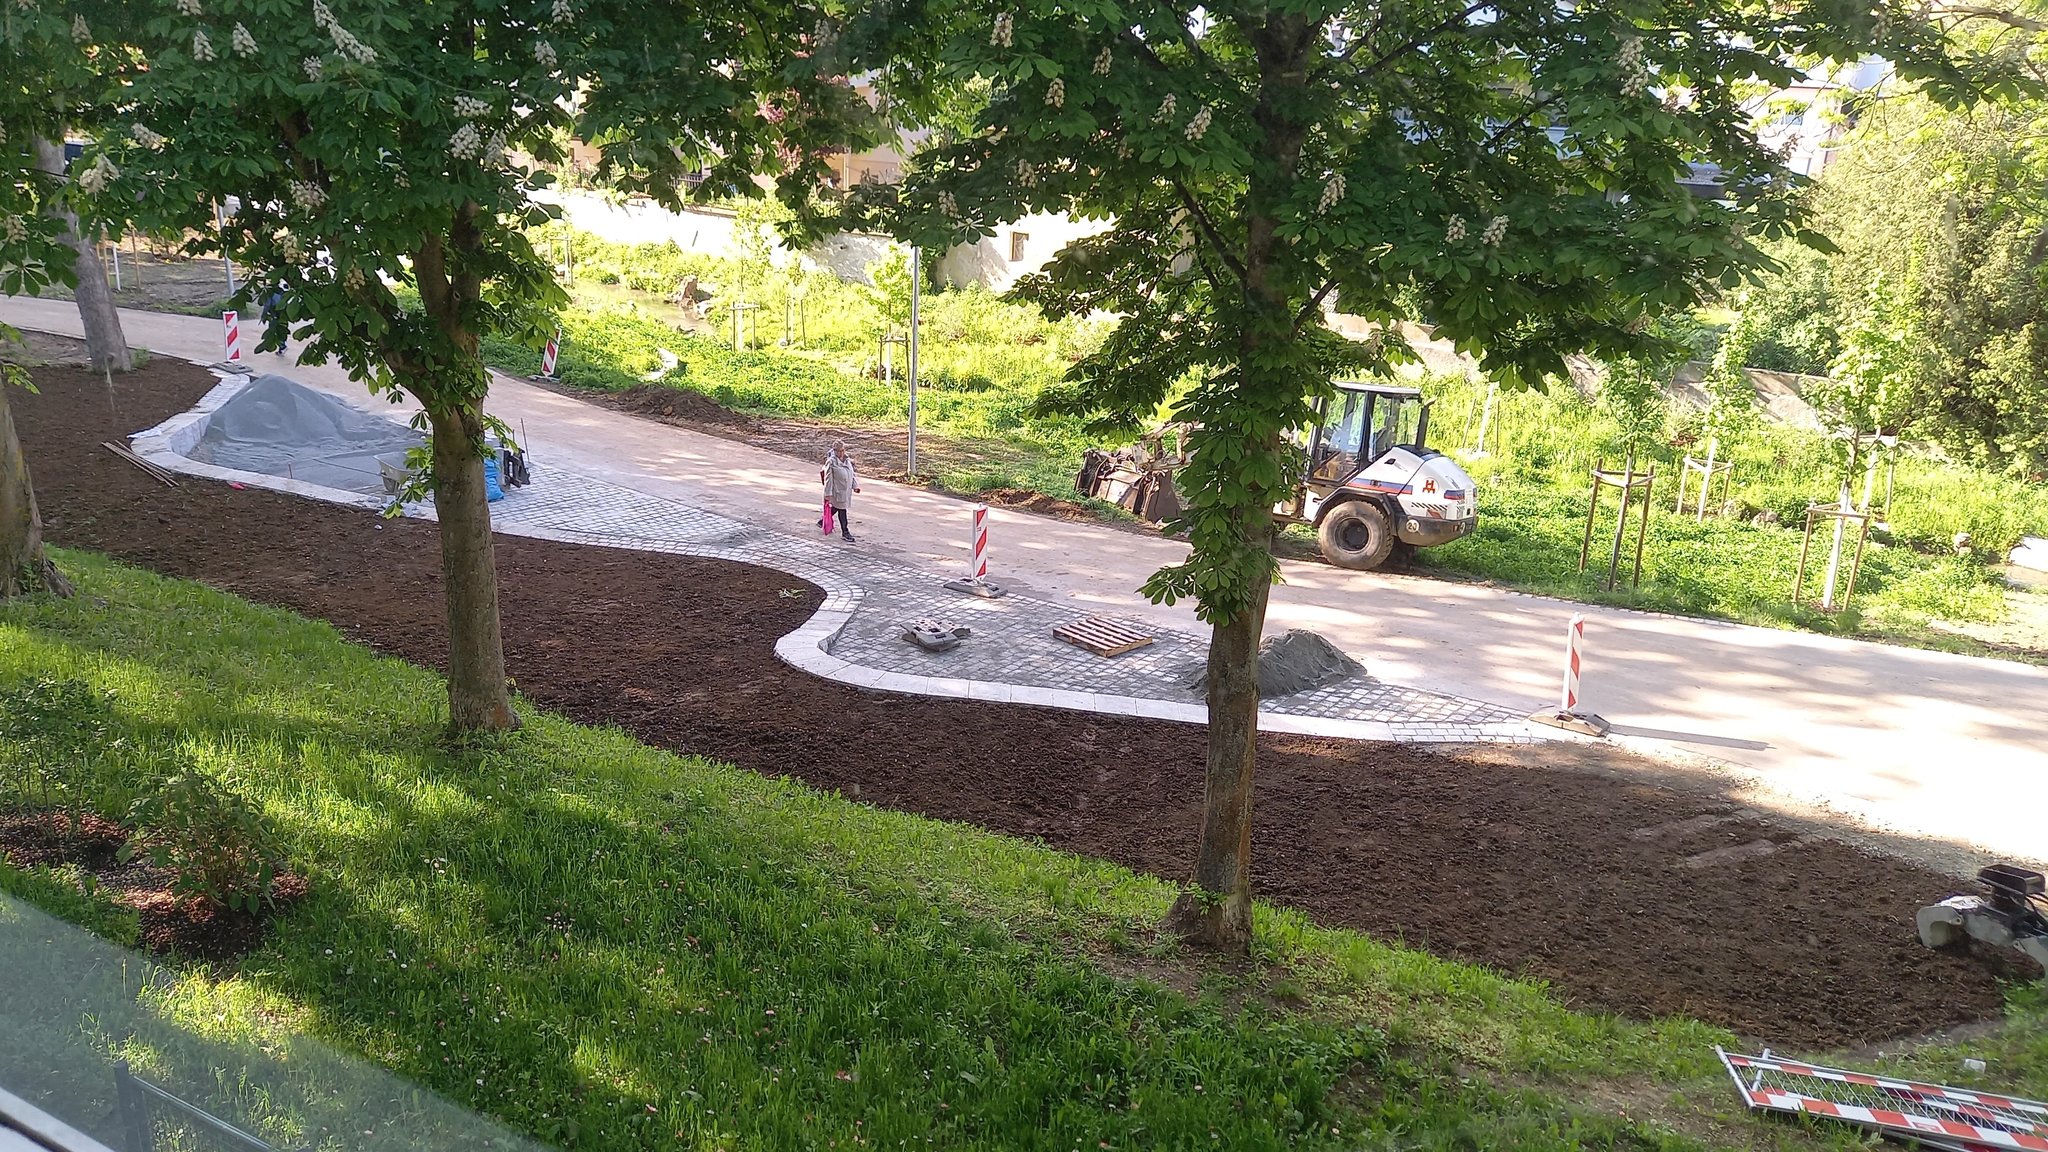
[851,0,2012,945]
[74,0,879,728]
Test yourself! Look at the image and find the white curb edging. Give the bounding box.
[125,372,1539,745]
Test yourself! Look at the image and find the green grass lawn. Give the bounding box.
[3,550,2046,1149]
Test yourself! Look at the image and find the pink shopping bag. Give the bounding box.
[821,497,834,535]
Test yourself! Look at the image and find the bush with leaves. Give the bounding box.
[120,767,285,914]
[0,677,116,816]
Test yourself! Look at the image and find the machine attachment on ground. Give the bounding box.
[1918,864,2048,977]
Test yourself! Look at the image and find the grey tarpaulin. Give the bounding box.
[187,374,423,496]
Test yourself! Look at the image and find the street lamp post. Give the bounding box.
[907,244,920,477]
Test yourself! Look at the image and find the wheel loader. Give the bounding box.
[1283,380,1478,570]
[1076,379,1477,572]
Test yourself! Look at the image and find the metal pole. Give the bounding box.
[1698,436,1716,522]
[109,235,122,290]
[1633,467,1653,587]
[1471,380,1496,456]
[1579,459,1602,571]
[213,202,235,295]
[907,243,921,477]
[1822,481,1850,610]
[733,298,742,351]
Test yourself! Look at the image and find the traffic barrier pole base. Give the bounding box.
[1530,709,1610,737]
[943,578,1005,599]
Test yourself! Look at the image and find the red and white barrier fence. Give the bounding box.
[222,310,243,362]
[971,503,989,582]
[539,328,561,378]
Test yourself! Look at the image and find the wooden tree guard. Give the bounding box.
[1580,456,1655,591]
[1794,502,1874,612]
[1674,438,1734,521]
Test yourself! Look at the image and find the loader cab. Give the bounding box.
[1305,382,1430,495]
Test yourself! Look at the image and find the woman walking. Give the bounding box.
[821,443,859,542]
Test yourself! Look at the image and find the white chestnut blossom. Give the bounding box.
[279,232,304,262]
[289,180,327,212]
[1045,78,1064,109]
[343,265,365,292]
[1317,173,1345,212]
[533,39,557,68]
[71,14,89,42]
[1154,93,1176,122]
[484,129,508,163]
[1092,46,1111,75]
[453,95,490,118]
[3,216,27,244]
[330,22,375,64]
[990,12,1013,47]
[937,190,958,218]
[1445,215,1467,242]
[1480,214,1509,245]
[175,0,201,15]
[311,0,333,29]
[303,56,324,80]
[448,121,483,160]
[191,28,215,62]
[231,23,257,56]
[551,0,574,24]
[1617,36,1648,98]
[76,155,117,196]
[129,123,167,149]
[1185,105,1211,141]
[1015,158,1038,187]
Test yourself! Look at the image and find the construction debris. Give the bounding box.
[900,619,971,653]
[102,441,178,487]
[1181,628,1363,698]
[1719,1047,2048,1151]
[1074,423,1190,523]
[1053,616,1156,657]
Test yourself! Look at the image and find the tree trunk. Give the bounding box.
[1161,10,1316,951]
[0,380,71,599]
[1165,565,1272,948]
[32,138,132,376]
[427,401,518,731]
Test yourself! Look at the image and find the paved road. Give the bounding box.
[8,297,2045,869]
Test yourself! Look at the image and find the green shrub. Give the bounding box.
[120,767,286,913]
[0,678,117,815]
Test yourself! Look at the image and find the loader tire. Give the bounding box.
[1318,501,1396,570]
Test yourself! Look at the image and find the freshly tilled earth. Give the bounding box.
[11,354,2016,1048]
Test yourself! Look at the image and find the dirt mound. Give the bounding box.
[611,384,758,429]
[973,487,1114,522]
[1181,629,1365,698]
[13,355,2020,1048]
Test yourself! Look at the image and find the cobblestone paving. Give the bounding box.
[479,464,1533,743]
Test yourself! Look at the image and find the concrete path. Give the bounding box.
[8,297,2046,869]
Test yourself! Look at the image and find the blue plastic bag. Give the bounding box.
[483,454,505,502]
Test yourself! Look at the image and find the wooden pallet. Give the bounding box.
[1053,616,1156,657]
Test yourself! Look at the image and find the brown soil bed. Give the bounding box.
[9,354,2022,1048]
[0,811,307,961]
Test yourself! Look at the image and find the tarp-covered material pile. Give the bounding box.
[188,374,423,497]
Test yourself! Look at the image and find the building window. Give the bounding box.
[1009,231,1029,262]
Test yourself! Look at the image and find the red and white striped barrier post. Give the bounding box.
[538,328,561,378]
[1531,611,1609,735]
[943,502,1006,598]
[222,310,243,363]
[971,503,989,583]
[1560,612,1584,713]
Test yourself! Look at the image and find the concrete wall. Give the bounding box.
[934,212,1115,293]
[530,190,896,283]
